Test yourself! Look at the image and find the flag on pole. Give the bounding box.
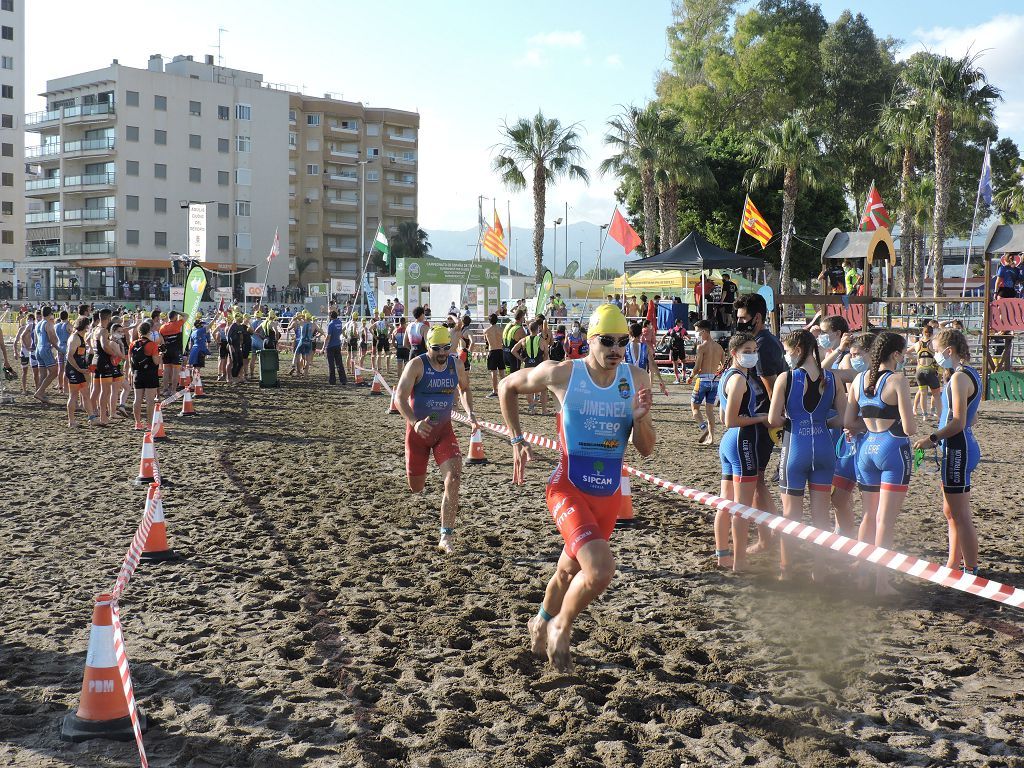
[859,182,892,231]
[372,225,390,266]
[266,227,280,263]
[979,141,993,205]
[609,208,642,254]
[482,209,508,260]
[741,196,774,248]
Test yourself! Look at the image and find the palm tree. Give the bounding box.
[391,221,431,259]
[295,256,318,286]
[904,175,934,297]
[655,125,716,249]
[493,111,589,282]
[994,160,1024,223]
[745,116,830,293]
[902,52,1001,297]
[600,103,663,254]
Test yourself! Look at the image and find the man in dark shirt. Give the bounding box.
[818,261,847,295]
[322,310,347,385]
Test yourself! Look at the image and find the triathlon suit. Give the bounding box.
[250,320,265,353]
[718,368,760,482]
[916,343,941,391]
[35,321,56,368]
[374,319,390,353]
[395,325,409,362]
[548,332,566,362]
[55,320,71,363]
[523,335,544,368]
[779,368,836,496]
[939,365,981,494]
[346,322,359,353]
[295,322,312,355]
[27,321,38,369]
[94,331,117,380]
[405,354,461,476]
[65,332,88,390]
[624,340,649,372]
[829,351,858,491]
[502,323,523,373]
[188,327,210,367]
[131,338,160,389]
[548,360,634,558]
[565,333,585,360]
[407,321,428,357]
[19,322,33,367]
[217,325,229,359]
[111,333,127,381]
[159,319,185,366]
[854,371,912,492]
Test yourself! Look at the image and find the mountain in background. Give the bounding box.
[424,222,627,276]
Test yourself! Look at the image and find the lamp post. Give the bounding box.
[553,217,563,275]
[356,157,377,315]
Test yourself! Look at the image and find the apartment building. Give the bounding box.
[288,94,419,284]
[0,0,23,296]
[22,54,290,300]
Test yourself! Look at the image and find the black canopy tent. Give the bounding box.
[623,231,766,273]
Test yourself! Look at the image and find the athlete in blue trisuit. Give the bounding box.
[768,329,846,582]
[499,304,655,672]
[623,321,669,396]
[845,332,918,598]
[913,329,982,575]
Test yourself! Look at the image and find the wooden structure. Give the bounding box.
[980,224,1024,400]
[821,227,897,301]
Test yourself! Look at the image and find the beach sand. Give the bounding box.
[1,363,1022,767]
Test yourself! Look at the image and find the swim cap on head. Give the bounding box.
[426,326,451,347]
[586,304,628,337]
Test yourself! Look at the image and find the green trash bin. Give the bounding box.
[258,349,280,388]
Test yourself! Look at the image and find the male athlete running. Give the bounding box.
[499,304,655,672]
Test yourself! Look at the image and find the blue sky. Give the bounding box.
[25,1,1024,232]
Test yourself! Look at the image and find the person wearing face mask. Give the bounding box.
[715,333,769,571]
[913,329,981,575]
[845,331,917,598]
[911,324,941,419]
[768,330,845,582]
[565,320,587,360]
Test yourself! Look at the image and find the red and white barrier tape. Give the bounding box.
[110,485,157,602]
[110,602,148,768]
[159,387,188,408]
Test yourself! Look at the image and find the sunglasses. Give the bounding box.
[598,335,630,348]
[430,344,452,352]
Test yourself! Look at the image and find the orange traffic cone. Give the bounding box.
[178,367,191,391]
[354,368,364,386]
[179,389,196,417]
[192,372,205,397]
[151,402,169,441]
[141,484,177,562]
[60,593,148,742]
[389,393,400,415]
[465,429,488,465]
[615,468,636,528]
[370,374,384,395]
[134,432,156,485]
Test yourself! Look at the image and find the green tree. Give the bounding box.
[583,266,620,281]
[391,222,431,259]
[993,139,1024,223]
[655,122,716,249]
[904,175,934,297]
[493,111,590,283]
[295,257,318,287]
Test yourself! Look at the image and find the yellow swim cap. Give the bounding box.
[587,304,628,337]
[426,326,451,347]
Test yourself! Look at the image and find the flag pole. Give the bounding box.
[734,195,747,253]
[349,238,377,321]
[960,137,990,300]
[582,208,616,320]
[259,227,277,308]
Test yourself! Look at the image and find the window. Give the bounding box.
[288,109,296,123]
[126,90,139,107]
[366,170,379,182]
[306,164,319,176]
[154,94,166,110]
[307,114,321,126]
[0,172,10,186]
[189,134,202,150]
[0,56,12,70]
[154,129,166,145]
[155,231,167,247]
[366,123,380,136]
[235,103,251,120]
[154,197,167,213]
[127,230,139,245]
[189,100,201,116]
[306,138,319,152]
[126,161,139,177]
[367,148,380,158]
[218,137,229,153]
[235,168,251,185]
[288,132,297,149]
[1,114,11,128]
[1,85,12,99]
[1,230,12,245]
[218,170,229,186]
[126,125,139,142]
[235,233,252,249]
[305,237,319,249]
[217,235,229,250]
[189,167,201,183]
[1,1,12,11]
[0,142,10,157]
[1,201,11,215]
[403,151,416,162]
[218,203,229,219]
[1,26,12,40]
[218,105,229,120]
[126,195,139,211]
[236,135,251,152]
[154,163,166,179]
[235,200,251,217]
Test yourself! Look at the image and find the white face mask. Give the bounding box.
[737,351,759,369]
[935,350,955,369]
[784,352,801,369]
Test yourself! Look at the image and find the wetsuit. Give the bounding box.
[718,367,760,483]
[854,371,912,492]
[548,360,634,558]
[405,354,461,476]
[939,365,981,494]
[916,344,941,391]
[778,368,836,496]
[502,322,523,373]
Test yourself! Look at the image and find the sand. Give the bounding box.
[1,361,1022,767]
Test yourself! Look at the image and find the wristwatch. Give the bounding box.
[929,433,938,445]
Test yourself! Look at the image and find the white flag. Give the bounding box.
[267,228,280,264]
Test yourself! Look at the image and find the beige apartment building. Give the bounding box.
[288,94,419,285]
[0,0,23,299]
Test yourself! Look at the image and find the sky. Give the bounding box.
[24,1,1024,235]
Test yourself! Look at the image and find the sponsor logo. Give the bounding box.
[407,262,421,280]
[581,474,614,486]
[593,460,604,472]
[88,679,116,693]
[579,400,628,418]
[618,378,631,399]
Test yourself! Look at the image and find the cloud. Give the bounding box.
[516,49,545,69]
[527,31,585,49]
[605,54,623,68]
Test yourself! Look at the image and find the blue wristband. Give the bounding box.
[509,435,525,446]
[538,606,555,622]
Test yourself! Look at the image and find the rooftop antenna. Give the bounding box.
[215,27,227,66]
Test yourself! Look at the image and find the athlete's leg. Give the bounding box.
[66,386,77,427]
[944,491,978,571]
[704,402,715,441]
[133,386,144,426]
[714,476,734,568]
[437,456,462,553]
[831,486,855,537]
[778,490,802,579]
[873,488,907,597]
[732,478,757,572]
[529,548,581,657]
[808,486,832,581]
[748,476,777,556]
[546,538,615,672]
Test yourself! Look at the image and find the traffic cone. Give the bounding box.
[389,393,400,415]
[151,401,169,441]
[141,484,177,562]
[615,468,636,528]
[60,593,148,742]
[192,372,205,397]
[370,374,384,395]
[179,389,196,417]
[178,367,191,391]
[134,432,156,485]
[465,429,488,465]
[354,368,364,386]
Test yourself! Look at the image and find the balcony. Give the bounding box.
[27,211,60,225]
[64,207,116,225]
[25,109,62,128]
[328,220,357,231]
[25,103,116,131]
[328,172,358,185]
[63,137,116,156]
[328,124,360,135]
[385,177,415,188]
[26,144,61,160]
[64,241,117,255]
[27,243,60,258]
[26,177,61,192]
[329,148,359,159]
[324,196,358,208]
[64,172,116,190]
[385,132,416,143]
[387,202,415,212]
[329,245,357,254]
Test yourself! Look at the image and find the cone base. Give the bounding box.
[133,475,155,485]
[152,435,170,442]
[177,412,196,417]
[466,458,488,465]
[140,548,178,562]
[614,518,637,529]
[60,710,148,743]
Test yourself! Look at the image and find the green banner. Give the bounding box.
[181,265,208,343]
[535,269,553,317]
[564,259,579,279]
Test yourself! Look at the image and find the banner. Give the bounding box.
[534,269,553,317]
[244,282,265,298]
[169,286,185,302]
[564,259,580,279]
[331,278,356,296]
[308,282,329,297]
[188,204,207,261]
[181,265,208,343]
[362,273,377,313]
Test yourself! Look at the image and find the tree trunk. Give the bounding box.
[931,112,953,299]
[661,182,679,248]
[915,226,926,298]
[898,148,914,296]
[532,164,546,283]
[778,167,798,294]
[657,182,670,251]
[641,163,658,255]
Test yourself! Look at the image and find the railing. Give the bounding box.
[63,137,116,153]
[329,149,359,158]
[26,177,61,191]
[64,207,116,222]
[26,244,60,258]
[386,178,415,187]
[327,220,357,229]
[25,109,62,125]
[387,202,414,210]
[328,173,358,183]
[64,172,116,188]
[25,144,60,159]
[64,241,116,255]
[385,133,415,142]
[325,197,358,206]
[26,211,60,224]
[24,103,115,126]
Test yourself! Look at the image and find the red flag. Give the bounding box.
[859,182,891,231]
[267,227,280,263]
[609,208,642,254]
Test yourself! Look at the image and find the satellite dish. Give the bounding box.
[757,284,775,312]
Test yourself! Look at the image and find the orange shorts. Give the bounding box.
[405,421,460,477]
[546,468,622,559]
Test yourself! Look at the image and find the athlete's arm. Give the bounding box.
[767,373,788,429]
[499,361,569,484]
[893,373,917,437]
[99,331,121,356]
[844,376,864,435]
[629,366,656,456]
[394,357,429,436]
[510,338,526,362]
[0,326,8,367]
[723,375,766,428]
[455,361,478,429]
[828,373,846,429]
[66,336,85,374]
[689,343,704,383]
[46,323,59,347]
[915,371,968,448]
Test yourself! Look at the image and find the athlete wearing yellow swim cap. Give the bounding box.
[586,303,629,338]
[426,325,451,348]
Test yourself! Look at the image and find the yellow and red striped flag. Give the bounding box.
[482,209,508,260]
[741,195,773,249]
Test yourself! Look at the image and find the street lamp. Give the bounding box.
[355,157,378,315]
[553,217,563,275]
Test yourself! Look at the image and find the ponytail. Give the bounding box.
[865,331,905,397]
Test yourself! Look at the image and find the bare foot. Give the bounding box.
[732,558,748,574]
[437,533,453,554]
[746,540,771,556]
[546,621,573,672]
[716,554,734,569]
[527,615,548,658]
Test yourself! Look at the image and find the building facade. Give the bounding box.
[0,0,23,299]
